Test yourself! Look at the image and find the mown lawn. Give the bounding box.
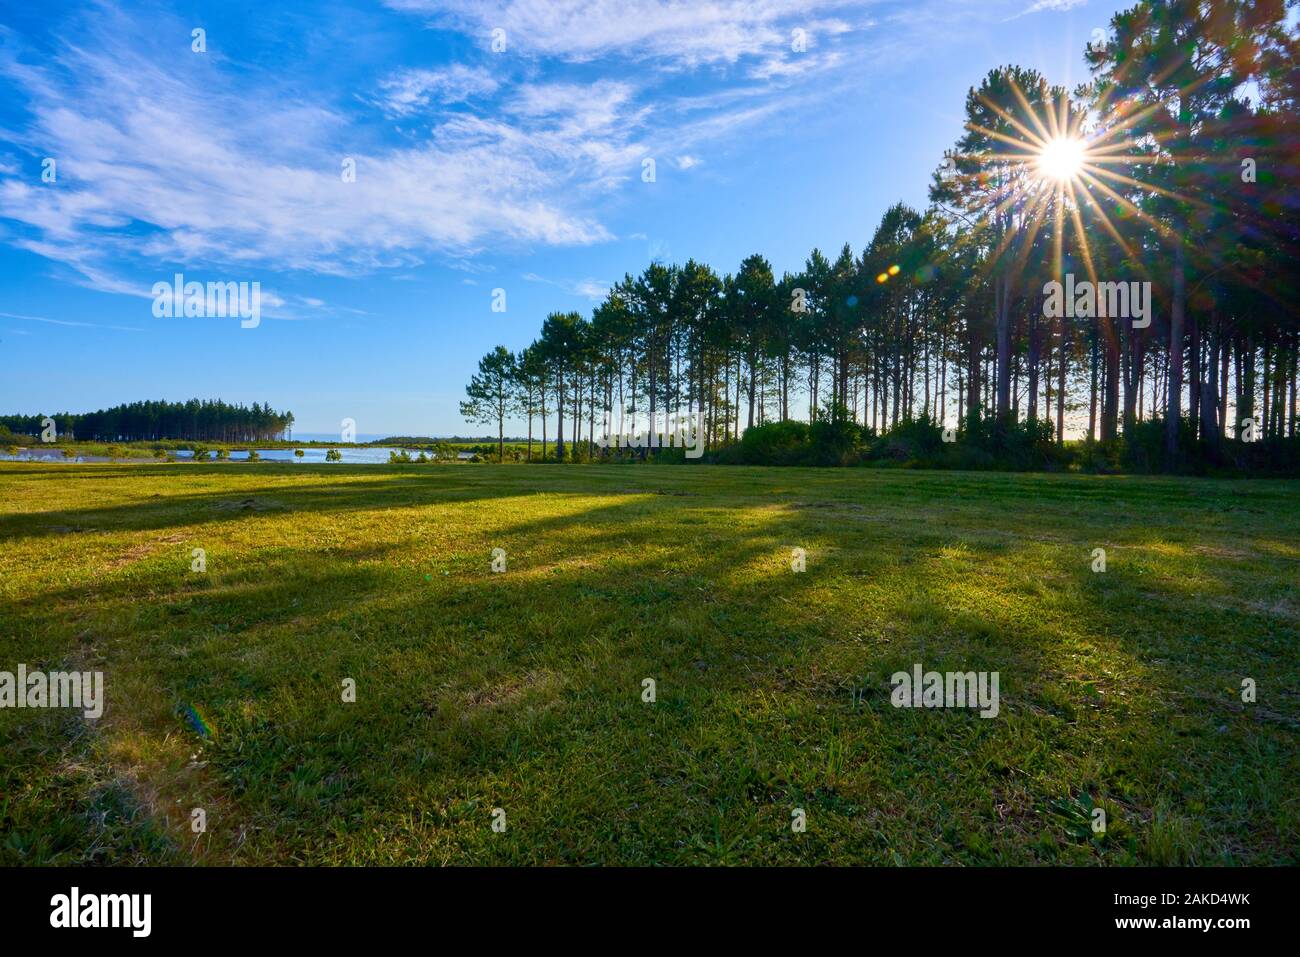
[1,461,1296,865]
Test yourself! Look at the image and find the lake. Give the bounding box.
[0,446,427,464]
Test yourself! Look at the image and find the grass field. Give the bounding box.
[1,461,1296,865]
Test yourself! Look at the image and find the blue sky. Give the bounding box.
[0,0,1129,436]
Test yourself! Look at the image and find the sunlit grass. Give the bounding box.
[1,462,1296,864]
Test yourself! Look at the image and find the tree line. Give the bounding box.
[1,399,295,443]
[462,0,1299,469]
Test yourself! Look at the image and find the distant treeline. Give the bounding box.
[0,399,295,443]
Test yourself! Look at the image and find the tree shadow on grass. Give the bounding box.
[0,467,539,542]
[4,464,1297,864]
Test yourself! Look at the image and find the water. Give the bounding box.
[0,446,426,464]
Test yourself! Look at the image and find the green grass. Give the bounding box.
[1,461,1296,865]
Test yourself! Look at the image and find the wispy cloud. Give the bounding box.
[385,0,865,68]
[522,272,612,301]
[0,1,907,298]
[0,19,616,288]
[0,310,145,332]
[1021,0,1088,14]
[373,64,500,117]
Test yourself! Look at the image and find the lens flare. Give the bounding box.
[952,74,1216,301]
[183,703,215,739]
[1037,137,1086,182]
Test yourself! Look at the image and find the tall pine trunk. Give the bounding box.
[1166,239,1186,455]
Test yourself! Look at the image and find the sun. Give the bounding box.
[956,76,1196,282]
[1037,136,1087,182]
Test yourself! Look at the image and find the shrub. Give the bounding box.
[738,411,870,466]
[294,449,305,458]
[984,416,1065,471]
[702,440,744,465]
[868,415,946,465]
[246,449,261,462]
[1120,417,1167,473]
[388,449,412,463]
[948,444,997,470]
[920,413,1067,471]
[1120,416,1244,474]
[741,420,811,465]
[325,448,342,462]
[216,448,231,460]
[1075,439,1122,474]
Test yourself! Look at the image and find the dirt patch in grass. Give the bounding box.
[459,669,565,713]
[104,533,187,570]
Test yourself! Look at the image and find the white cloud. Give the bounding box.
[522,272,611,301]
[1003,0,1087,23]
[374,65,500,117]
[0,3,879,295]
[0,309,145,333]
[573,278,612,300]
[384,0,868,68]
[1023,0,1088,13]
[0,36,615,287]
[750,46,847,80]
